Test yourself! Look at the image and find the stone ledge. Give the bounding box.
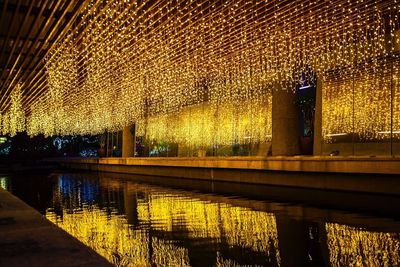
[56,156,400,175]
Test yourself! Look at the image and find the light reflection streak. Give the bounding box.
[0,176,8,190]
[44,174,400,267]
[46,181,281,266]
[326,223,400,266]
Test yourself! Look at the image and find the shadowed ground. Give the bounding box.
[0,187,112,267]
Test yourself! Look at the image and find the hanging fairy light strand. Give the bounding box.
[1,84,25,137]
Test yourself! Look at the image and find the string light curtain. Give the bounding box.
[137,96,272,147]
[1,84,25,137]
[322,58,399,142]
[393,59,400,138]
[0,0,399,140]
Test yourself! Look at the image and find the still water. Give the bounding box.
[2,171,400,266]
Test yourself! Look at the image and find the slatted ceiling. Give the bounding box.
[2,0,35,87]
[17,3,86,113]
[6,1,77,103]
[0,0,87,114]
[16,0,93,113]
[0,0,49,107]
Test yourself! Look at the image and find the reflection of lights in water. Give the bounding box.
[46,205,190,266]
[46,189,281,266]
[215,252,245,267]
[27,174,400,266]
[326,223,400,266]
[143,193,281,262]
[152,238,190,267]
[0,177,8,190]
[59,175,98,204]
[46,206,151,266]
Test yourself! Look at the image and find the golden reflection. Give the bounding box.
[46,206,151,266]
[139,192,281,264]
[46,184,281,266]
[0,176,8,190]
[152,238,190,267]
[326,223,400,266]
[215,252,244,267]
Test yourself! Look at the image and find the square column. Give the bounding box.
[122,125,135,157]
[272,83,301,156]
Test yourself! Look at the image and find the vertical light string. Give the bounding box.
[4,84,25,137]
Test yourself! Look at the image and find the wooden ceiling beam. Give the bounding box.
[0,2,76,20]
[0,0,50,95]
[20,0,93,110]
[0,0,66,111]
[0,0,22,83]
[0,0,36,93]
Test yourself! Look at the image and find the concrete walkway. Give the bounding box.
[0,188,112,267]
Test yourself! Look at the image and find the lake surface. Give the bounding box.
[1,171,400,266]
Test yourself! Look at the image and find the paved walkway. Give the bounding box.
[0,188,112,267]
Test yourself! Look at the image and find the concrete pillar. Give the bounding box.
[272,83,301,156]
[122,125,135,157]
[313,77,323,155]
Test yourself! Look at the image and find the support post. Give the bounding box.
[122,125,135,157]
[272,83,301,156]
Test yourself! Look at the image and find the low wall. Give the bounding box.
[58,156,400,195]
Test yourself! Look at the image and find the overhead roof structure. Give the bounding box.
[0,0,87,113]
[0,0,399,137]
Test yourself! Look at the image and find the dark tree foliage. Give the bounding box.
[8,132,57,159]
